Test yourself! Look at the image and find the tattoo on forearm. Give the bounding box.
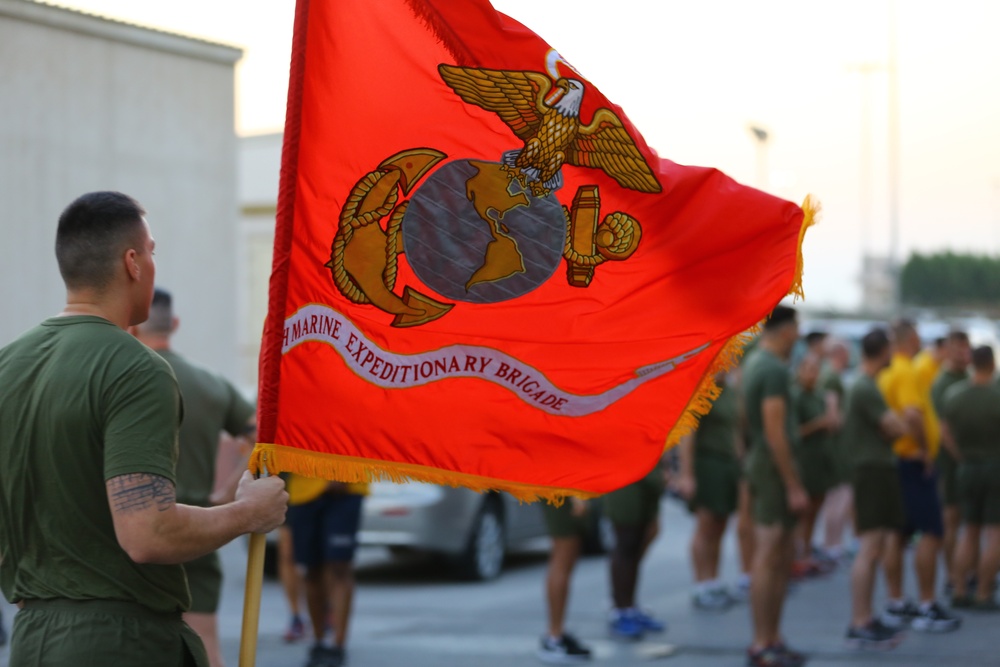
[108,474,175,513]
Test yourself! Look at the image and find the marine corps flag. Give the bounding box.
[253,0,814,501]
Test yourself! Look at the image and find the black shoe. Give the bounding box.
[911,602,961,633]
[846,619,904,650]
[880,600,920,628]
[305,644,345,667]
[537,633,592,663]
[746,644,806,667]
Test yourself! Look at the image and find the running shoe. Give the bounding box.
[633,608,666,632]
[845,619,904,650]
[608,609,644,640]
[910,602,961,633]
[692,588,733,611]
[284,614,306,643]
[305,644,344,667]
[880,600,920,628]
[536,633,592,663]
[746,644,806,667]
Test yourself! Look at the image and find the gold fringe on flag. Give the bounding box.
[249,443,597,505]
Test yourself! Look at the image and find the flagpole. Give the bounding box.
[238,532,267,667]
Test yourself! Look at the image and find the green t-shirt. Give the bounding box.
[819,367,845,400]
[843,373,894,467]
[694,383,738,459]
[0,316,189,612]
[742,348,798,477]
[793,385,827,451]
[158,350,254,507]
[942,381,1000,460]
[931,368,967,415]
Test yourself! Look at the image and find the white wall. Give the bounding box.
[0,0,243,379]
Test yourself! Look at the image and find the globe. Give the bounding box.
[401,159,565,304]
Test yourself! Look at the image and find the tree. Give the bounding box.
[900,252,1000,307]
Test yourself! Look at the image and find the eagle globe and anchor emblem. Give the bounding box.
[326,53,662,327]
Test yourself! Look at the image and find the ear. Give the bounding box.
[171,316,180,334]
[124,248,141,282]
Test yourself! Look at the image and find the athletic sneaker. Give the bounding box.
[693,588,733,611]
[284,614,306,643]
[536,633,592,663]
[910,602,961,633]
[729,577,751,603]
[306,644,344,667]
[881,600,920,628]
[845,619,904,650]
[608,608,644,640]
[746,643,806,667]
[633,608,666,632]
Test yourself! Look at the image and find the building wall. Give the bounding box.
[0,0,243,380]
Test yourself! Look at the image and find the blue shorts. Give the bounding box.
[897,459,944,538]
[285,493,364,567]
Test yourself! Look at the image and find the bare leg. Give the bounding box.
[850,530,888,627]
[278,526,302,619]
[304,565,328,643]
[737,481,755,576]
[183,612,223,667]
[611,523,647,609]
[546,536,582,637]
[882,532,905,600]
[822,484,852,552]
[797,494,825,560]
[914,534,942,603]
[328,561,355,648]
[976,526,1000,601]
[953,524,980,599]
[750,524,794,649]
[942,505,960,587]
[691,509,728,582]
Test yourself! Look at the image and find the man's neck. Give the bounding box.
[971,371,993,386]
[760,337,788,361]
[135,334,170,351]
[60,290,131,330]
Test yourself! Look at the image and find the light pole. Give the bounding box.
[748,125,769,190]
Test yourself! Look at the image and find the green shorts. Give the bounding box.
[851,463,905,533]
[826,437,851,486]
[937,449,959,507]
[746,457,796,528]
[603,468,664,526]
[183,551,223,614]
[796,445,833,499]
[957,459,1000,525]
[11,598,208,667]
[542,501,590,538]
[690,453,740,517]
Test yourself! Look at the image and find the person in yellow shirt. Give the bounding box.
[877,320,960,633]
[285,474,369,667]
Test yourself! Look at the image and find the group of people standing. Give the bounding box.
[676,306,1000,667]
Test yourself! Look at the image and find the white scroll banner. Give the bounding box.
[282,304,709,417]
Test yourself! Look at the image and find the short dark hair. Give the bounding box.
[763,304,797,331]
[55,191,146,291]
[861,327,890,359]
[971,345,994,371]
[889,318,917,343]
[947,330,969,345]
[141,288,174,334]
[804,331,828,347]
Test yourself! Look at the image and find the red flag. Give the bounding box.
[253,0,814,501]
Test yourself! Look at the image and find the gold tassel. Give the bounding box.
[790,194,820,302]
[249,443,597,506]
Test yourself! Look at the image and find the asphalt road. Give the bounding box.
[2,499,998,666]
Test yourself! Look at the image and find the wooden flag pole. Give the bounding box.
[238,531,267,667]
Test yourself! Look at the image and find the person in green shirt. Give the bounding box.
[941,345,1000,610]
[132,288,257,667]
[791,353,835,576]
[0,192,288,667]
[675,373,743,610]
[843,328,907,649]
[741,305,808,667]
[819,340,853,562]
[930,330,970,594]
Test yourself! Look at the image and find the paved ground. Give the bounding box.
[2,499,998,666]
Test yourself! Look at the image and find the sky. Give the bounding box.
[49,0,1000,310]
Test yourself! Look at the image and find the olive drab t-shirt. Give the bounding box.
[843,374,895,467]
[942,381,1000,461]
[792,386,827,451]
[157,350,255,507]
[742,348,798,479]
[931,369,967,415]
[694,383,738,459]
[0,316,190,612]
